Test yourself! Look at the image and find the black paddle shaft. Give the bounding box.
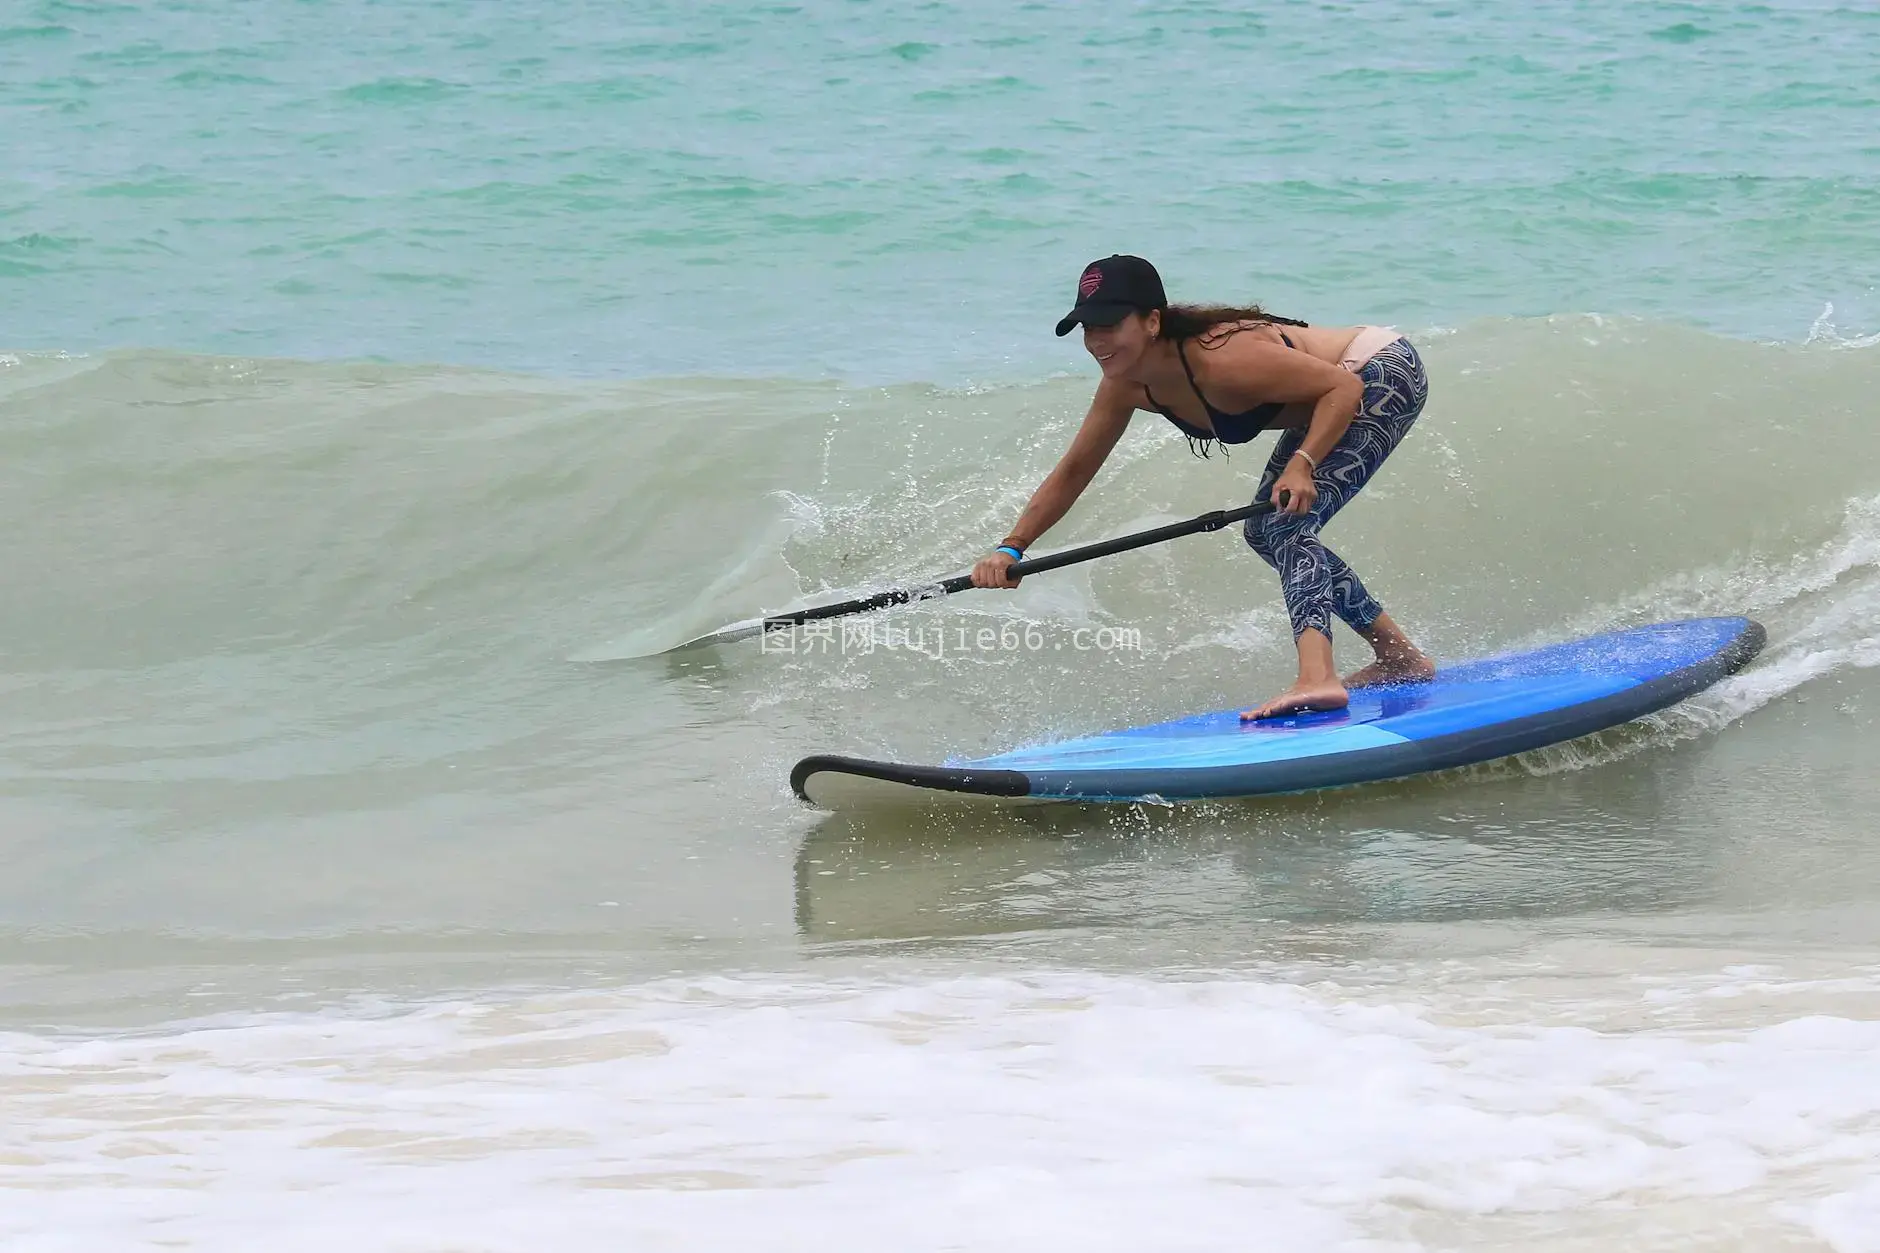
[758,499,1276,633]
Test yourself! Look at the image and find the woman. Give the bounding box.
[970,254,1433,721]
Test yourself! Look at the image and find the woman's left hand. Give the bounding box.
[1272,459,1317,515]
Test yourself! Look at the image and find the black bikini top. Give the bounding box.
[1144,327,1299,445]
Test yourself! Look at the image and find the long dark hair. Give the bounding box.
[1154,304,1309,458]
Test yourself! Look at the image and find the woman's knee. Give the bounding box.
[1255,510,1312,554]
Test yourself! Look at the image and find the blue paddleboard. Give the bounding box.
[791,616,1765,807]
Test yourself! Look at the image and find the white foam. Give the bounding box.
[1463,491,1880,779]
[1807,302,1880,350]
[5,968,1879,1252]
[1166,603,1294,660]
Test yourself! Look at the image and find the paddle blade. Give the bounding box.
[661,616,773,654]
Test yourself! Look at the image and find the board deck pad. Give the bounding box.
[791,617,1766,808]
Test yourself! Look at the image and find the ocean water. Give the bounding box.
[7,0,1880,377]
[6,2,1880,1250]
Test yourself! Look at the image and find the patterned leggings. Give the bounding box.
[1243,336,1428,640]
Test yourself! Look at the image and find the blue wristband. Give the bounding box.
[995,545,1024,562]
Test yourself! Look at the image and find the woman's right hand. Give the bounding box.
[971,550,1022,589]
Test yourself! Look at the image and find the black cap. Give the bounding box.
[1055,254,1166,336]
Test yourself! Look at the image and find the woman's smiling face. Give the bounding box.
[1082,309,1159,378]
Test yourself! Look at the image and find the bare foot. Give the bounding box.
[1240,678,1349,722]
[1344,651,1437,689]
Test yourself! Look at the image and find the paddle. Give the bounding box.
[662,498,1278,654]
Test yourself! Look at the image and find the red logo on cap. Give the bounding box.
[1079,266,1103,299]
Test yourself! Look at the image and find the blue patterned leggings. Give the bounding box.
[1243,336,1428,640]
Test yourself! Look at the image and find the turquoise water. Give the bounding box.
[6,0,1880,377]
[9,4,1880,1250]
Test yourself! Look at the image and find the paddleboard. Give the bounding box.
[791,616,1765,808]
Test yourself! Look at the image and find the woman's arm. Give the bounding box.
[971,379,1135,588]
[1289,365,1364,458]
[1208,341,1364,515]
